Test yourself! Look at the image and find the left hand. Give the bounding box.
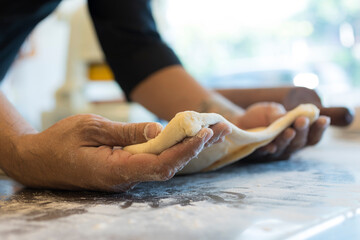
[5,114,231,192]
[234,102,330,162]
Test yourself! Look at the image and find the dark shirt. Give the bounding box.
[0,0,181,100]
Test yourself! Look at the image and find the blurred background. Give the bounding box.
[1,0,359,130]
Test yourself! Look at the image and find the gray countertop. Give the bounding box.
[1,129,360,240]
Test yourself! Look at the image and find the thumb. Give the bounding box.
[266,103,286,123]
[89,121,163,147]
[240,102,286,129]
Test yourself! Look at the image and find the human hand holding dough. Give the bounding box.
[124,104,320,174]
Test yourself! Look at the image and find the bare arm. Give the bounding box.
[0,92,38,177]
[131,65,245,122]
[131,67,316,118]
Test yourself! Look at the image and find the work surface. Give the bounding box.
[1,129,360,240]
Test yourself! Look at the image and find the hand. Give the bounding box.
[235,102,330,162]
[4,114,231,192]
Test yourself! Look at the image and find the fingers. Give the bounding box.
[110,128,213,184]
[307,116,330,146]
[285,117,310,151]
[149,128,214,181]
[109,123,231,185]
[244,116,329,162]
[251,128,295,161]
[238,102,286,129]
[259,117,310,160]
[92,114,329,191]
[113,122,163,146]
[205,122,232,148]
[82,116,163,147]
[265,103,287,123]
[278,116,329,159]
[103,121,231,148]
[266,128,296,157]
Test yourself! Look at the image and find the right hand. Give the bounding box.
[3,114,231,192]
[235,102,329,162]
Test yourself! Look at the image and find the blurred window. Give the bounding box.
[153,0,360,90]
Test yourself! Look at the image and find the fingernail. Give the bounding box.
[297,118,310,130]
[285,128,296,140]
[144,123,162,140]
[197,130,208,139]
[321,117,331,128]
[267,144,277,154]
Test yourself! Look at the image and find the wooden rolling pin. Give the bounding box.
[216,87,354,127]
[318,107,354,127]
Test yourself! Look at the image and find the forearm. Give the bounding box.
[0,91,37,173]
[130,65,245,122]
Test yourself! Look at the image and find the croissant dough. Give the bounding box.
[124,104,319,174]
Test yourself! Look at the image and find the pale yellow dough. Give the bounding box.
[124,104,319,174]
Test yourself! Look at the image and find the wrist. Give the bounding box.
[198,92,245,123]
[0,133,41,186]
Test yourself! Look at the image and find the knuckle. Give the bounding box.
[189,146,202,158]
[156,165,175,181]
[118,123,138,145]
[78,115,104,135]
[268,102,284,109]
[127,123,139,143]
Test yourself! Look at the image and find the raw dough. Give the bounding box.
[124,104,319,174]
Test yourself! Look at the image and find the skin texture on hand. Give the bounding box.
[235,102,330,162]
[3,114,231,192]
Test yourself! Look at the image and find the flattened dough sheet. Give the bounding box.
[124,104,319,174]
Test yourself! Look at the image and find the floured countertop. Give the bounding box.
[1,128,360,240]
